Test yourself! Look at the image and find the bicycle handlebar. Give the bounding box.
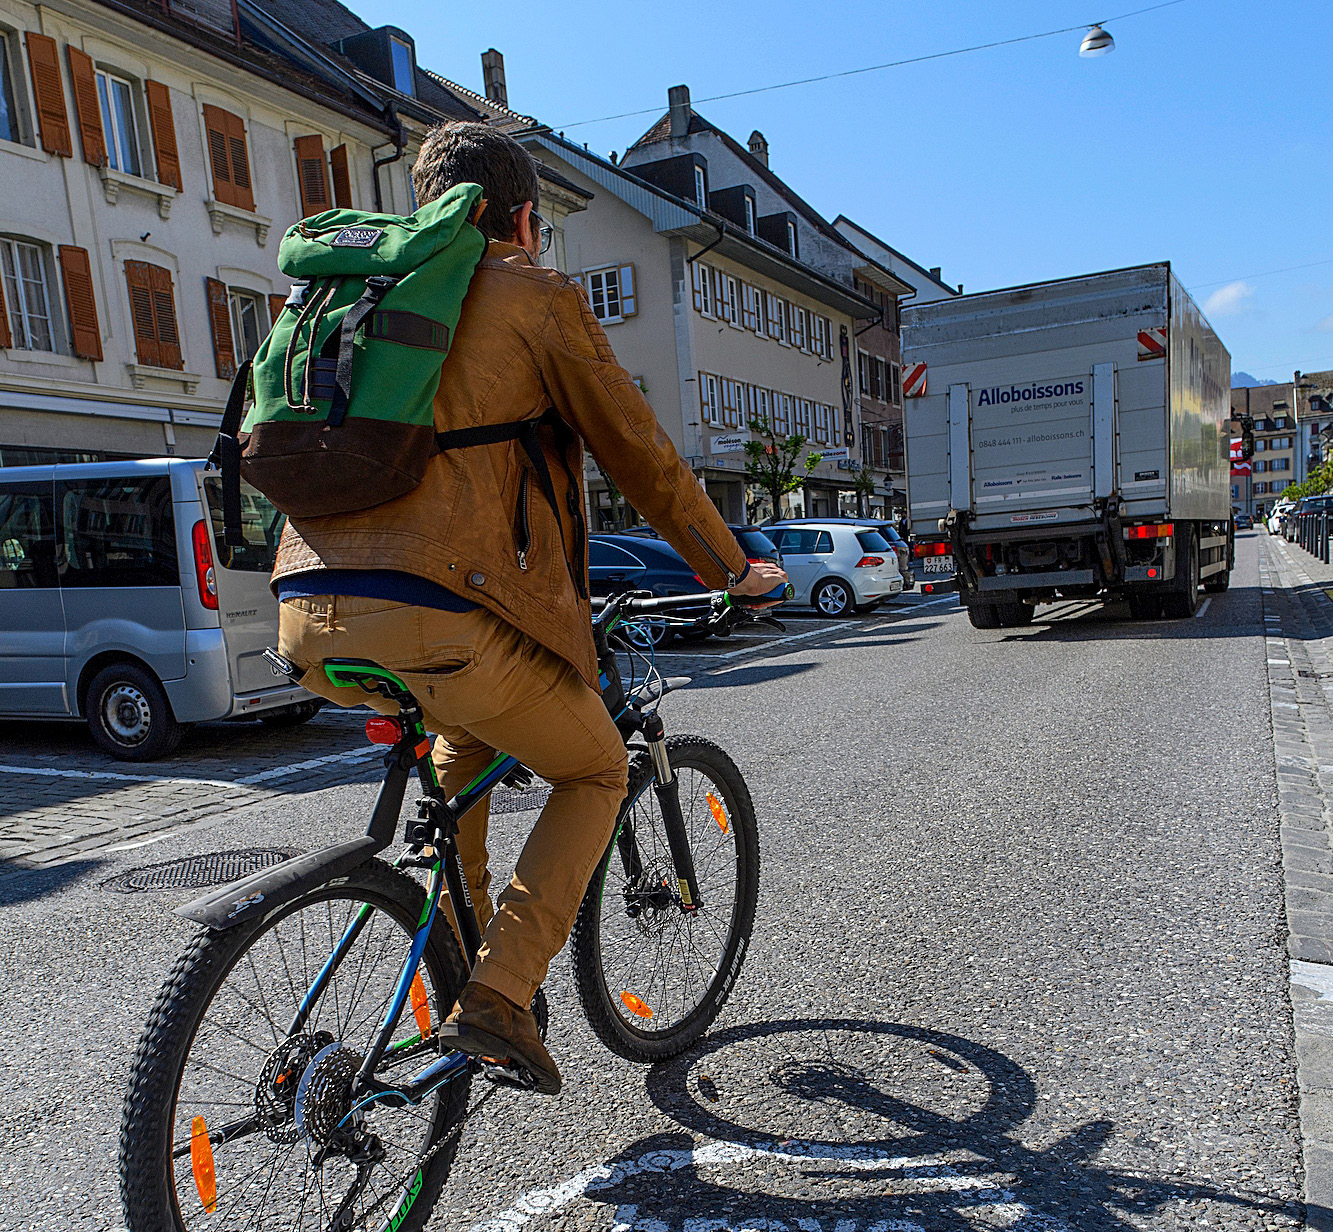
[592,584,794,621]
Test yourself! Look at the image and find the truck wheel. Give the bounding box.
[996,601,1033,627]
[1161,528,1200,619]
[1128,594,1161,620]
[86,662,183,761]
[1203,570,1231,594]
[968,603,1003,629]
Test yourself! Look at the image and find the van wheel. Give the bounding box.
[86,663,182,761]
[258,699,324,728]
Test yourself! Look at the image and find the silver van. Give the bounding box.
[0,458,317,760]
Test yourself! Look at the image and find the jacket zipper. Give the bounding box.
[514,472,531,571]
[689,526,740,588]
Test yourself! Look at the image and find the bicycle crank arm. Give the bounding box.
[643,714,702,911]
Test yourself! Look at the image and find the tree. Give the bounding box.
[850,465,877,516]
[743,417,823,522]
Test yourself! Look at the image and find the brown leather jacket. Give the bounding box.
[273,241,748,688]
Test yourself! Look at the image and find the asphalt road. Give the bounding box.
[0,533,1300,1231]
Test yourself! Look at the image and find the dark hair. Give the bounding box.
[411,122,539,241]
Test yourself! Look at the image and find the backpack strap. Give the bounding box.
[207,358,253,549]
[434,410,564,531]
[327,275,399,427]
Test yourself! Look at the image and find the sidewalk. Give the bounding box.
[1259,533,1333,1231]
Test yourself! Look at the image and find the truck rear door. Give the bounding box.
[199,473,287,696]
[962,374,1099,521]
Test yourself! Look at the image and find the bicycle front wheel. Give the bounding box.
[571,735,759,1061]
[119,858,470,1232]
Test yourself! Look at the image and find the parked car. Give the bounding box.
[587,533,711,647]
[1286,496,1333,542]
[618,523,784,567]
[0,458,319,761]
[766,516,914,591]
[766,521,903,615]
[1234,513,1254,530]
[1268,502,1294,535]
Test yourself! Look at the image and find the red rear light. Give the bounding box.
[913,541,951,558]
[191,520,217,610]
[365,717,403,745]
[1124,523,1174,540]
[923,582,935,593]
[855,555,883,568]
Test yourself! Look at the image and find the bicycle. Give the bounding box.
[119,587,787,1232]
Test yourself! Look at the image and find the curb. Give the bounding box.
[1262,536,1333,1229]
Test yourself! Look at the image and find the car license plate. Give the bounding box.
[923,555,954,574]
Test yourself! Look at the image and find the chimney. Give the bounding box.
[668,84,691,139]
[929,267,941,279]
[481,49,507,108]
[748,130,768,167]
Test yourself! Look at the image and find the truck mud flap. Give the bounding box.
[174,835,388,931]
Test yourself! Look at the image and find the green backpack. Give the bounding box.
[211,183,565,547]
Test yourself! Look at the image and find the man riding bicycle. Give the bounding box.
[273,122,786,1094]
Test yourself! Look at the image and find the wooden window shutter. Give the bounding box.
[25,33,72,157]
[618,264,636,316]
[268,293,287,326]
[294,134,330,217]
[205,277,236,379]
[65,47,105,167]
[57,246,102,360]
[125,261,161,367]
[202,104,234,205]
[329,144,352,208]
[0,277,12,349]
[226,111,254,212]
[145,81,182,190]
[149,264,182,369]
[691,262,702,311]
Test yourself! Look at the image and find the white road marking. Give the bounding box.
[0,742,380,788]
[1195,597,1212,618]
[103,830,181,853]
[467,1136,1068,1232]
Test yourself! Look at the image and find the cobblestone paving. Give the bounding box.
[0,599,947,872]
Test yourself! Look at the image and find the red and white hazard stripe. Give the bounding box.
[1137,327,1167,360]
[903,361,928,398]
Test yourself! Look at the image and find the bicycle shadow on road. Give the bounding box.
[574,1017,1291,1231]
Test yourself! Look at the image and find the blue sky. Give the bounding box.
[347,0,1331,382]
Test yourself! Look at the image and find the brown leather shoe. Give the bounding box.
[438,982,561,1094]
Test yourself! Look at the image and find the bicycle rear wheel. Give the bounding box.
[570,735,759,1061]
[119,859,470,1232]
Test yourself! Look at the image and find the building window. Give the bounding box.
[588,267,622,321]
[795,398,811,436]
[741,282,759,332]
[790,305,807,351]
[787,220,798,259]
[767,293,786,342]
[722,275,739,326]
[752,386,770,430]
[203,105,255,211]
[389,37,416,96]
[229,289,265,363]
[857,350,870,396]
[0,33,22,145]
[744,197,755,234]
[0,238,54,351]
[813,403,830,444]
[774,392,792,434]
[1231,484,1239,500]
[812,315,830,360]
[96,69,142,176]
[694,164,707,207]
[124,259,182,369]
[722,379,743,428]
[698,372,720,426]
[890,362,901,403]
[871,356,886,401]
[1271,457,1290,472]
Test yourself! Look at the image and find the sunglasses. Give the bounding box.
[511,203,553,256]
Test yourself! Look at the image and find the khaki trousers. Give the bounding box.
[278,595,629,1008]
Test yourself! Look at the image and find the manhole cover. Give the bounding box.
[101,848,300,894]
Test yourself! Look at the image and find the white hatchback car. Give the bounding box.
[767,523,903,615]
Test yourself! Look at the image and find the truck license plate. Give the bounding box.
[924,555,954,574]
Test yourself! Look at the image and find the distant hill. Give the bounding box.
[1233,371,1278,388]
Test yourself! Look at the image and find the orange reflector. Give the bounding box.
[620,990,654,1019]
[409,971,431,1038]
[414,739,432,760]
[190,1116,217,1214]
[706,791,729,834]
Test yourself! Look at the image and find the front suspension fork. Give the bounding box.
[643,713,702,911]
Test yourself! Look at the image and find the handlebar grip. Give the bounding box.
[729,582,795,608]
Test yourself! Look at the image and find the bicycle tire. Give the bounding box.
[119,859,470,1232]
[570,735,759,1062]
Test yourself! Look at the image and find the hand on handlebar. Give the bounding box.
[728,561,789,608]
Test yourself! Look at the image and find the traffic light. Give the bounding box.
[1240,414,1255,460]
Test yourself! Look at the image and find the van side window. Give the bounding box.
[202,477,285,572]
[57,476,177,587]
[0,483,57,588]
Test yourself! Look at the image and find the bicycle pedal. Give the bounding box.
[480,1058,537,1091]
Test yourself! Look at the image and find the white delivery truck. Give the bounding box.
[901,263,1232,627]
